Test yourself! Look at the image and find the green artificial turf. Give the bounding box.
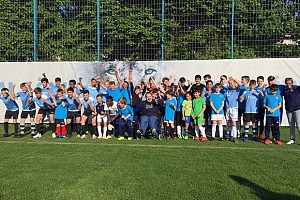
[0,125,299,200]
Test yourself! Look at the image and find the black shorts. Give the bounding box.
[55,119,65,125]
[5,110,19,119]
[67,111,81,119]
[244,113,259,123]
[21,110,36,119]
[38,108,55,115]
[204,105,212,119]
[83,110,93,117]
[238,108,245,121]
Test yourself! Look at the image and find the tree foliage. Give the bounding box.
[1,0,300,61]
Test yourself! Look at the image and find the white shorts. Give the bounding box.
[211,114,224,121]
[225,108,238,121]
[164,120,174,124]
[97,114,107,123]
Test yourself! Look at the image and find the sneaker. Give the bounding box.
[253,137,260,142]
[276,140,282,146]
[76,134,81,139]
[13,134,20,138]
[97,136,102,139]
[224,133,230,140]
[92,134,97,139]
[201,137,208,142]
[271,138,276,144]
[209,137,215,141]
[128,137,133,141]
[152,129,158,137]
[218,137,224,141]
[106,135,112,139]
[52,133,56,138]
[158,133,163,140]
[195,136,199,141]
[20,133,25,138]
[80,134,86,139]
[33,133,42,138]
[184,135,188,140]
[178,135,182,139]
[118,136,125,141]
[265,139,270,145]
[3,133,9,137]
[286,140,295,145]
[244,136,248,142]
[258,134,264,140]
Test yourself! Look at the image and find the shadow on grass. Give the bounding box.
[230,175,299,200]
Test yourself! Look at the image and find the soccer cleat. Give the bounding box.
[173,136,178,140]
[33,133,42,138]
[265,139,270,145]
[92,134,97,140]
[224,133,230,140]
[184,135,188,140]
[178,135,182,139]
[3,133,9,137]
[276,140,282,146]
[232,137,238,143]
[271,138,276,144]
[244,137,248,142]
[167,136,171,139]
[52,133,56,138]
[152,129,158,137]
[76,134,81,139]
[201,137,208,142]
[194,136,199,141]
[253,137,260,142]
[258,134,264,140]
[80,134,86,139]
[127,137,133,141]
[286,140,295,145]
[20,133,25,138]
[118,136,125,141]
[106,135,112,139]
[218,137,224,141]
[158,133,163,140]
[13,134,20,138]
[209,137,215,141]
[97,136,102,139]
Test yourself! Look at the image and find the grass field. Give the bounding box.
[0,125,300,200]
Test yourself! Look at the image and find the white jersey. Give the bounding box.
[107,101,118,115]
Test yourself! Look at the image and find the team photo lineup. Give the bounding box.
[1,68,299,146]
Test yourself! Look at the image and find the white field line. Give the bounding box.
[0,140,300,152]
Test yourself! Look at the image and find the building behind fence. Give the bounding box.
[1,0,300,62]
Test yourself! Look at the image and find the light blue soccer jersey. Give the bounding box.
[224,88,240,109]
[31,94,54,109]
[210,92,225,114]
[107,87,121,102]
[85,86,99,100]
[242,90,259,113]
[119,105,134,121]
[238,85,250,109]
[16,91,36,111]
[80,97,96,111]
[255,86,265,108]
[49,83,59,96]
[263,94,282,117]
[0,95,19,111]
[164,97,177,121]
[99,87,109,102]
[265,85,286,96]
[175,94,184,112]
[120,86,131,105]
[65,96,79,111]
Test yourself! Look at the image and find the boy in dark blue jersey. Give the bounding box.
[50,89,68,138]
[30,87,56,138]
[14,82,36,137]
[79,90,96,139]
[0,86,19,138]
[93,94,109,139]
[255,76,266,140]
[65,87,81,138]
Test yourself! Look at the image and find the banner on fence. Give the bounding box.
[1,58,300,125]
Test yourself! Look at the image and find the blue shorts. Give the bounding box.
[185,116,191,123]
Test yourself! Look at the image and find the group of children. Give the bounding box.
[0,70,291,145]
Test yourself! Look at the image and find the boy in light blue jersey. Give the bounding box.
[224,77,241,143]
[42,73,61,95]
[99,79,109,102]
[210,83,225,140]
[65,87,81,138]
[255,76,266,139]
[263,84,283,145]
[79,77,99,100]
[14,82,36,137]
[174,85,184,138]
[79,90,96,139]
[240,80,264,142]
[117,97,134,141]
[238,76,250,138]
[0,86,19,138]
[30,87,56,138]
[164,90,177,139]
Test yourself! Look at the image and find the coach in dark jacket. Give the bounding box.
[137,92,164,137]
